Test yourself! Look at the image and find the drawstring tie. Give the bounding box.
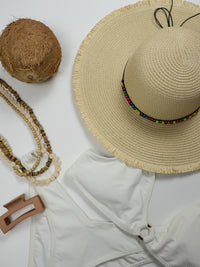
[154,0,200,28]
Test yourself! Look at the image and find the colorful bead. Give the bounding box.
[121,80,199,125]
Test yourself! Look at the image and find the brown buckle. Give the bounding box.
[138,235,144,241]
[138,224,152,241]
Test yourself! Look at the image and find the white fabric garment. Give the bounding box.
[23,150,200,267]
[23,152,154,267]
[65,150,200,267]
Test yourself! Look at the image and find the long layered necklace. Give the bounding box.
[0,79,61,185]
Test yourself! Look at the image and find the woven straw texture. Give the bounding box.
[124,27,200,120]
[73,0,200,174]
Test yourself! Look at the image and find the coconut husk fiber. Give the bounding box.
[0,18,62,83]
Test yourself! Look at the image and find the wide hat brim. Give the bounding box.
[73,0,200,174]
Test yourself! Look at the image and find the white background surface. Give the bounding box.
[0,0,200,266]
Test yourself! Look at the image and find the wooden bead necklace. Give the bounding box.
[0,89,43,175]
[0,80,47,176]
[0,79,61,185]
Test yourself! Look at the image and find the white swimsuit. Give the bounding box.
[22,150,200,267]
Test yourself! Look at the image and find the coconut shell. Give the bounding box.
[0,18,62,83]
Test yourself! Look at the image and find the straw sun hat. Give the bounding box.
[73,0,200,174]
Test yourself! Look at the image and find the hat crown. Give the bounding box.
[124,27,200,120]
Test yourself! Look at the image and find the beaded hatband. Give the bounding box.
[121,80,200,124]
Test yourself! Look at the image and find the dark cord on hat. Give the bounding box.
[154,0,173,28]
[154,0,200,28]
[180,12,200,27]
